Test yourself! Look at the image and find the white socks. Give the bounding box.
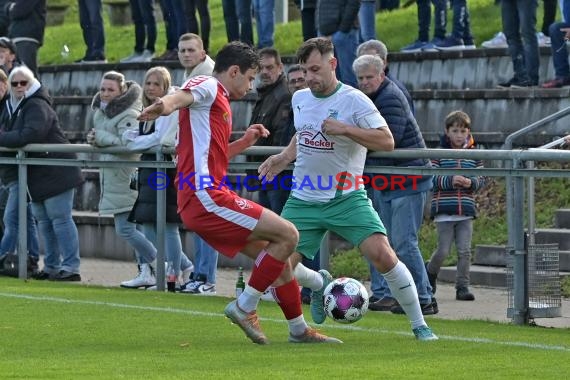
[383,261,426,329]
[293,263,323,290]
[237,285,263,313]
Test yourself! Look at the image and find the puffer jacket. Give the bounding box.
[0,85,83,201]
[91,81,142,215]
[365,77,432,199]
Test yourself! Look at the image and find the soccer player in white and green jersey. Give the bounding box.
[259,37,437,341]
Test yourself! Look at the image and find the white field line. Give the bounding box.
[1,291,569,352]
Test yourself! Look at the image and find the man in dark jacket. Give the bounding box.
[353,54,437,315]
[316,0,360,87]
[4,0,46,77]
[248,47,291,214]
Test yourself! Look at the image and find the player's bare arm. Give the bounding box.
[258,133,297,182]
[322,118,394,151]
[138,90,195,122]
[228,123,269,159]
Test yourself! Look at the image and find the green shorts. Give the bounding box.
[281,189,386,260]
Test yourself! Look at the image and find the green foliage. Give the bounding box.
[39,0,540,65]
[330,247,370,281]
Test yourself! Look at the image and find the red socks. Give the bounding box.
[273,279,303,320]
[248,251,286,292]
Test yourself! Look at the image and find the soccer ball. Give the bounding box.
[323,277,369,324]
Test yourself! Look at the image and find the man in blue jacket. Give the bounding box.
[353,54,437,315]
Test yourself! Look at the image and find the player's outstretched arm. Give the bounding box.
[228,123,270,159]
[138,90,195,122]
[258,134,297,182]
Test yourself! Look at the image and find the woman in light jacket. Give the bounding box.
[88,70,157,288]
[124,66,193,288]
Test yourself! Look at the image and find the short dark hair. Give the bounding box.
[445,110,472,130]
[296,37,334,64]
[214,42,259,74]
[258,47,282,65]
[287,64,302,77]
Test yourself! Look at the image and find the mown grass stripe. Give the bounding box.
[1,291,568,352]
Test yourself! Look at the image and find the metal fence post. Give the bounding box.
[17,150,28,280]
[507,157,529,325]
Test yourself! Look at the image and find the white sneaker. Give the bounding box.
[120,52,143,63]
[180,264,194,284]
[120,264,156,289]
[481,32,507,48]
[192,283,216,295]
[139,49,154,61]
[536,32,551,47]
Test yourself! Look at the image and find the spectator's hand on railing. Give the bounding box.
[86,128,96,145]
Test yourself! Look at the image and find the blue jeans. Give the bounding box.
[141,223,193,273]
[114,212,156,265]
[160,0,187,51]
[417,0,446,41]
[252,0,274,48]
[258,189,289,215]
[0,182,40,258]
[449,0,473,42]
[78,0,105,59]
[193,233,218,284]
[549,21,570,79]
[368,190,433,304]
[31,189,80,275]
[359,1,376,42]
[331,29,358,87]
[221,0,253,46]
[129,0,157,53]
[501,0,539,84]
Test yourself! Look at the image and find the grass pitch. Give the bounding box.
[0,277,568,379]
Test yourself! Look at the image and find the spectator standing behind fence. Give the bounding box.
[123,67,195,289]
[426,110,486,301]
[0,66,83,281]
[359,0,376,42]
[352,54,436,315]
[221,0,253,46]
[76,0,106,63]
[3,0,46,78]
[176,33,219,295]
[316,0,360,87]
[357,39,414,115]
[248,48,291,214]
[496,0,539,88]
[120,0,156,63]
[293,0,316,41]
[541,0,570,88]
[183,0,211,53]
[87,71,159,289]
[153,0,186,61]
[0,67,40,277]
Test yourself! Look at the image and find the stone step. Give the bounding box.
[438,264,570,288]
[39,48,556,95]
[70,210,252,269]
[475,244,570,271]
[52,87,570,148]
[535,228,570,250]
[554,209,570,229]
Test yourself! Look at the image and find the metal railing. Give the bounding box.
[3,144,570,324]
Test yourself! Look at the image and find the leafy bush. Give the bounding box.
[330,248,370,282]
